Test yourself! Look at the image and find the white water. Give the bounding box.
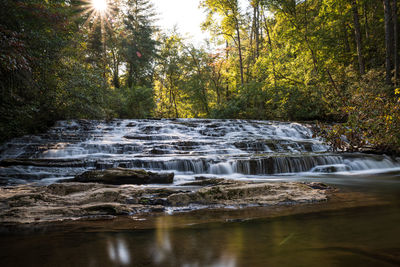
[0,119,399,185]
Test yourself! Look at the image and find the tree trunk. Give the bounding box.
[254,2,260,59]
[172,91,179,118]
[246,7,255,83]
[303,0,318,73]
[212,78,221,105]
[393,0,399,86]
[264,17,277,88]
[351,0,365,75]
[127,63,133,88]
[343,21,351,53]
[236,25,244,86]
[113,72,120,89]
[188,49,209,115]
[363,1,369,39]
[383,0,394,85]
[111,49,120,88]
[225,41,230,98]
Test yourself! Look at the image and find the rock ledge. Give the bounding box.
[70,168,174,185]
[0,179,332,224]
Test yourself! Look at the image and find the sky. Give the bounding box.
[152,0,248,45]
[152,0,209,44]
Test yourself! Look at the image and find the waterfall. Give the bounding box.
[0,119,399,184]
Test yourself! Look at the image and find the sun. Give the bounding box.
[91,0,108,13]
[81,0,114,39]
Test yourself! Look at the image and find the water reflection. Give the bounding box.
[151,216,173,264]
[149,216,238,266]
[0,204,399,267]
[107,237,131,265]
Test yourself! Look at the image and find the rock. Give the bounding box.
[46,183,97,196]
[307,182,331,190]
[83,203,131,216]
[168,182,328,206]
[149,149,167,155]
[72,168,174,185]
[180,178,233,186]
[311,164,351,173]
[123,135,179,141]
[0,180,334,224]
[0,158,87,168]
[95,162,114,170]
[195,176,218,181]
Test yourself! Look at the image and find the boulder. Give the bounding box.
[72,168,174,185]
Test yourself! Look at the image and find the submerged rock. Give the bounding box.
[311,164,351,173]
[71,168,174,185]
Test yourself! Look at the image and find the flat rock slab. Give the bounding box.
[0,158,88,168]
[71,167,174,185]
[0,179,331,224]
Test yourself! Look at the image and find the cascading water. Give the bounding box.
[0,119,399,185]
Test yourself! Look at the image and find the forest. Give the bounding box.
[1,0,399,153]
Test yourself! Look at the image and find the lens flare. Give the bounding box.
[81,0,114,34]
[92,0,108,13]
[80,0,115,55]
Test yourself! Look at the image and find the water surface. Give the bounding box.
[0,203,399,267]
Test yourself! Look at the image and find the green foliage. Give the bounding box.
[318,70,400,153]
[0,0,79,142]
[0,0,159,142]
[113,86,155,118]
[211,82,267,119]
[54,60,110,119]
[344,70,400,153]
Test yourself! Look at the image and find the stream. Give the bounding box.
[0,119,399,266]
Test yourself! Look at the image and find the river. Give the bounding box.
[0,119,399,266]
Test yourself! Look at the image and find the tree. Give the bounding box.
[383,0,394,85]
[154,34,185,118]
[393,0,399,85]
[122,0,158,88]
[105,2,125,89]
[201,0,245,85]
[350,0,365,75]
